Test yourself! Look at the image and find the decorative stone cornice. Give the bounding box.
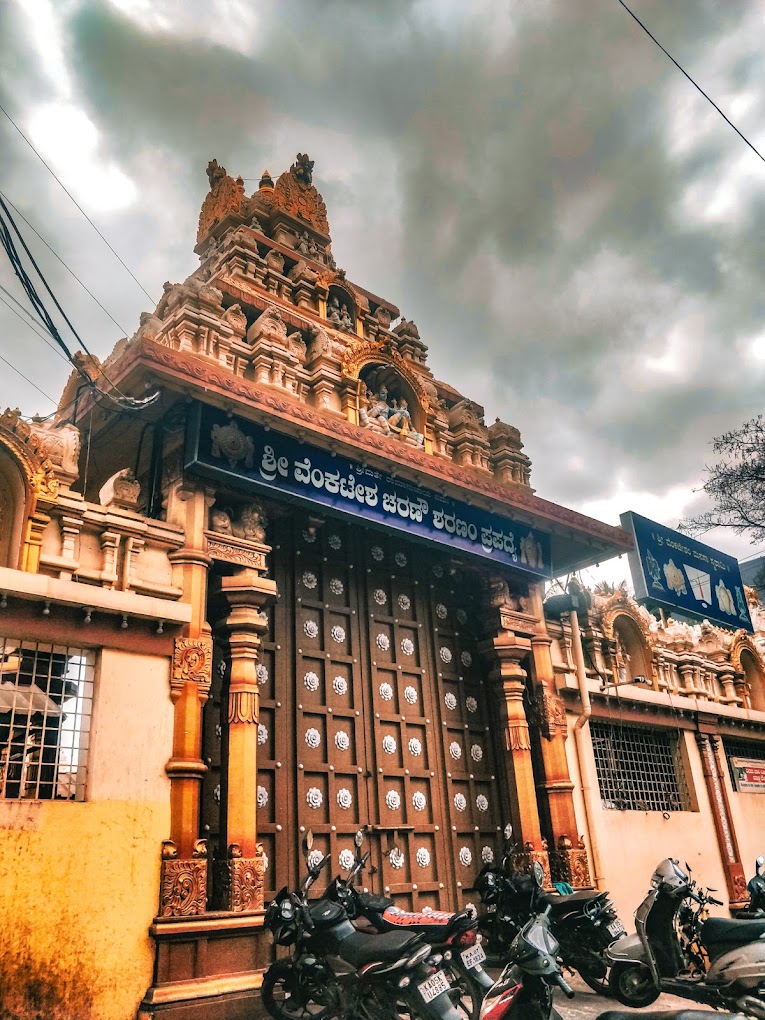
[94,338,631,555]
[0,408,60,503]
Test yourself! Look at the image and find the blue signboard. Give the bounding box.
[620,511,753,633]
[186,404,553,578]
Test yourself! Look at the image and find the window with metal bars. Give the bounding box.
[0,637,94,801]
[722,737,765,788]
[590,721,691,812]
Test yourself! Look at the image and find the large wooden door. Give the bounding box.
[256,508,508,912]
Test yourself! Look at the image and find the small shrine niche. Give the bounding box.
[357,366,424,448]
[326,285,356,334]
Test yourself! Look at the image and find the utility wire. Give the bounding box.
[0,189,132,337]
[0,197,159,412]
[617,0,765,164]
[0,103,156,301]
[0,350,54,404]
[0,286,71,365]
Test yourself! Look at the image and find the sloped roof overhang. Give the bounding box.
[75,338,633,577]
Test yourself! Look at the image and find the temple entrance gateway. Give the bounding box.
[204,506,508,913]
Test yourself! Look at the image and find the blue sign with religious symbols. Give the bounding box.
[620,511,753,633]
[186,404,553,578]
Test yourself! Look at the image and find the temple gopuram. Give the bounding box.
[2,153,763,1020]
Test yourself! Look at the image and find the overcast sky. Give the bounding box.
[1,0,764,579]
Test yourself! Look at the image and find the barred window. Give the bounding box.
[722,737,765,788]
[590,721,691,812]
[0,638,94,801]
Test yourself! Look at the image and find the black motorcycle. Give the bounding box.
[476,826,625,994]
[262,832,465,1020]
[738,856,765,919]
[325,830,493,1020]
[479,860,575,1020]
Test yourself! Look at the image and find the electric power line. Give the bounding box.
[0,285,71,365]
[0,189,133,337]
[0,350,54,404]
[617,0,765,164]
[0,103,156,301]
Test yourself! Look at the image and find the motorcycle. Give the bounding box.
[480,860,575,1020]
[606,857,765,1018]
[476,825,625,994]
[325,830,493,1020]
[737,856,765,919]
[262,831,465,1020]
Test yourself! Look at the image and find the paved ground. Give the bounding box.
[551,972,715,1020]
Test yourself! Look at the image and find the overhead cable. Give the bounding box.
[0,189,133,337]
[0,103,156,301]
[0,350,54,404]
[617,0,765,164]
[0,196,159,413]
[0,285,71,364]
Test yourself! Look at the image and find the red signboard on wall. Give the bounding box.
[731,757,765,793]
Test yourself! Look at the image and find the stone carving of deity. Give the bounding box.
[327,295,342,327]
[339,304,354,332]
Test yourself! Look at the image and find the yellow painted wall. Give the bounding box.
[0,649,173,1020]
[566,721,730,924]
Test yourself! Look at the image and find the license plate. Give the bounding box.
[418,969,450,1004]
[461,944,487,969]
[608,920,626,937]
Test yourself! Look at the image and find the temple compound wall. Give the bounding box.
[0,153,763,1020]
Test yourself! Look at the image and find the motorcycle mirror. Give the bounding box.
[685,861,692,873]
[503,823,513,841]
[302,830,314,856]
[532,860,545,888]
[354,829,364,849]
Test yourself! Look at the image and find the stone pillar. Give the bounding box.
[696,730,747,908]
[212,566,276,912]
[527,585,591,888]
[159,480,215,916]
[480,578,549,884]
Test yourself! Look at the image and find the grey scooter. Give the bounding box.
[606,858,765,1018]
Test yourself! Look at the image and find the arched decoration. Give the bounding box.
[358,363,425,442]
[326,283,356,334]
[731,633,765,711]
[0,408,59,571]
[341,339,431,416]
[599,594,654,687]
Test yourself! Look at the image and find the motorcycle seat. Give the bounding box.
[702,916,765,944]
[357,891,394,913]
[379,905,471,937]
[540,889,601,913]
[337,928,424,967]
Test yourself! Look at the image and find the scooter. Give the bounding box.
[476,824,625,993]
[606,857,765,1018]
[262,831,465,1020]
[480,860,575,1020]
[737,856,765,919]
[325,830,493,1020]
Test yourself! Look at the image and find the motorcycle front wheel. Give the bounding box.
[261,958,339,1020]
[608,963,660,1008]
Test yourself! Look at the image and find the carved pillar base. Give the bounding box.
[159,839,209,917]
[511,842,552,889]
[549,834,592,889]
[216,843,265,913]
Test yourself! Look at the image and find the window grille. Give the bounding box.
[590,721,690,812]
[0,637,94,801]
[722,737,765,787]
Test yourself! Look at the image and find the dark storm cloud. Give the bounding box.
[1,0,764,558]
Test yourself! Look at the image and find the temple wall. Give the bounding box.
[566,719,729,922]
[0,649,174,1020]
[726,773,765,885]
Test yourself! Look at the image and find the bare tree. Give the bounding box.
[680,415,765,543]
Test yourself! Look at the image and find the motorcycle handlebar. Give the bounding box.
[708,896,724,906]
[553,972,575,999]
[686,889,702,904]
